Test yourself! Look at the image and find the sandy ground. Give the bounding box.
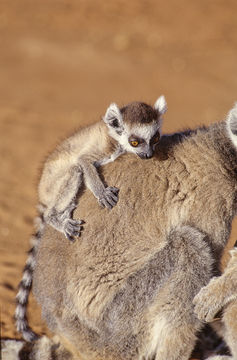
[1,0,237,357]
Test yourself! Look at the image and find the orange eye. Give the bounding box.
[131,140,139,147]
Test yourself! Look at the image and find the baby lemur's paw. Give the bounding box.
[63,218,84,242]
[193,277,224,322]
[99,186,119,209]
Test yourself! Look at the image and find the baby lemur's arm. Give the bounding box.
[193,247,237,322]
[41,157,120,241]
[39,97,167,241]
[79,158,119,209]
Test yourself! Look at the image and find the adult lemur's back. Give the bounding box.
[33,106,237,360]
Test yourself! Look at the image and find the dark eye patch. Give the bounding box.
[150,131,160,144]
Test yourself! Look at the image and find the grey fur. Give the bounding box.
[15,98,165,342]
[31,104,237,359]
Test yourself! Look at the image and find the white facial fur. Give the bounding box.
[103,98,165,156]
[118,122,161,155]
[226,102,237,149]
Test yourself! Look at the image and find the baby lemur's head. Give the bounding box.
[103,96,167,159]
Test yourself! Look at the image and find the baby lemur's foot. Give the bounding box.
[46,206,84,242]
[98,186,119,209]
[62,218,84,242]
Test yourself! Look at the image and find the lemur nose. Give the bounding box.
[138,152,153,159]
[146,153,153,159]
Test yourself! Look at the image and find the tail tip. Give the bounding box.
[22,330,39,342]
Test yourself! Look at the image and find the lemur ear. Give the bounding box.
[154,95,167,115]
[103,103,123,129]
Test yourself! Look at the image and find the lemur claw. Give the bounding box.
[63,218,84,241]
[99,186,119,209]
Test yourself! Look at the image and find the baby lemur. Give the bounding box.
[15,96,167,341]
[39,96,167,241]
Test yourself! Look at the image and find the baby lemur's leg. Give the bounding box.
[45,160,119,240]
[44,165,84,241]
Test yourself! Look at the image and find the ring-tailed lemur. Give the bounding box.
[31,102,237,359]
[15,96,167,341]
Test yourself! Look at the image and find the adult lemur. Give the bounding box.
[30,103,237,360]
[15,96,167,341]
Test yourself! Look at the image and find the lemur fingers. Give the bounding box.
[99,186,119,209]
[63,218,84,242]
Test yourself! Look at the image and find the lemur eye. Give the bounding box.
[131,140,139,147]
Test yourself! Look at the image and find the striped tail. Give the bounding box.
[15,215,45,341]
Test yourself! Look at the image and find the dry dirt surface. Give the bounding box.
[1,0,237,358]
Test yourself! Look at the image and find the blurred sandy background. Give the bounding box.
[1,0,237,354]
